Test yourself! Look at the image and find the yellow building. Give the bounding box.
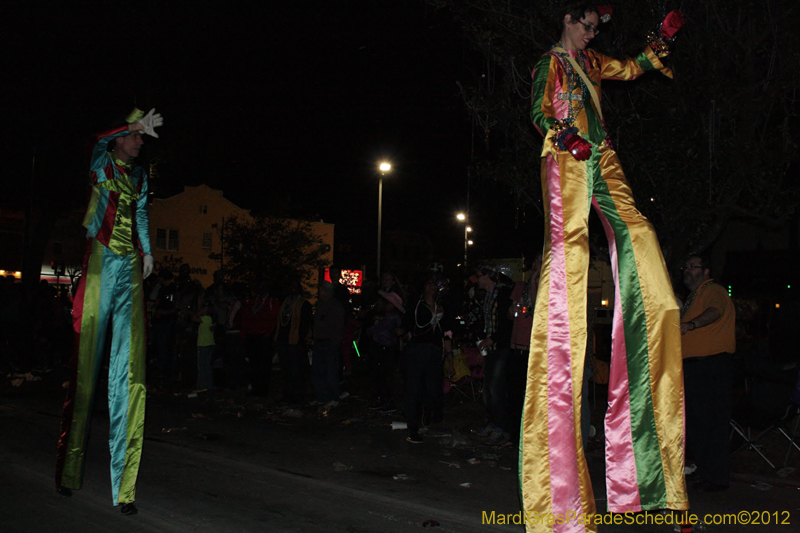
[148,185,334,289]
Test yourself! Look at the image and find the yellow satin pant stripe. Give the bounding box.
[61,240,107,488]
[520,158,554,532]
[521,154,597,533]
[117,253,146,504]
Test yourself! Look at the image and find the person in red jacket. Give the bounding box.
[241,282,280,397]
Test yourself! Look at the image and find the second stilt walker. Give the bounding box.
[56,108,163,515]
[521,4,688,531]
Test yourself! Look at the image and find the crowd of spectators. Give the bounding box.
[7,257,791,461]
[136,262,541,446]
[0,262,543,448]
[0,276,72,372]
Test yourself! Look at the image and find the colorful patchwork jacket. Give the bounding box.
[81,126,152,256]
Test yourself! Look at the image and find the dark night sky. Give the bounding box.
[2,0,542,271]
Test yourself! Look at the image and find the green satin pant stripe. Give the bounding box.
[61,240,108,488]
[118,253,146,504]
[592,175,667,505]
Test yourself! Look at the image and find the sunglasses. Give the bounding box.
[579,19,600,35]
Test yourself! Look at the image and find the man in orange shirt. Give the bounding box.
[680,255,736,491]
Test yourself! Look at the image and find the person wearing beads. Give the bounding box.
[402,275,452,444]
[680,255,735,492]
[56,108,163,516]
[521,2,689,529]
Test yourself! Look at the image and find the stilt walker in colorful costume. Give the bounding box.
[56,108,163,515]
[521,4,688,530]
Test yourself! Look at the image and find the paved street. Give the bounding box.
[1,378,523,533]
[1,374,799,532]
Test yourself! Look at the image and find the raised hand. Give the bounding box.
[138,109,164,138]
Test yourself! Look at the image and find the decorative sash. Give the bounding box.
[552,47,603,122]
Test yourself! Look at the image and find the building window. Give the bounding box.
[202,232,212,250]
[199,205,207,214]
[156,228,179,251]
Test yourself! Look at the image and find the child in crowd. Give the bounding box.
[195,299,216,390]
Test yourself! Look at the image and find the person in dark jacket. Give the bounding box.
[472,263,514,444]
[312,281,345,409]
[275,281,313,405]
[403,275,452,443]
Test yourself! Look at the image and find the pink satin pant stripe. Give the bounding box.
[545,156,584,531]
[593,197,641,510]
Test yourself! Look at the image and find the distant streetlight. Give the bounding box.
[456,213,472,267]
[377,162,392,277]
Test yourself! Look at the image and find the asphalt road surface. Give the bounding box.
[0,387,522,533]
[3,380,799,533]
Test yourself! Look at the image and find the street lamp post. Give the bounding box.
[456,212,473,267]
[377,162,391,277]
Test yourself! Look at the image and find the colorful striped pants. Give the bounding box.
[520,145,688,532]
[56,239,147,505]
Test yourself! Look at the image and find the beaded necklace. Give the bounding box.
[483,283,499,335]
[554,43,588,125]
[280,295,299,327]
[414,299,441,335]
[680,280,716,318]
[521,277,534,309]
[250,295,271,315]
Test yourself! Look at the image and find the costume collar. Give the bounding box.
[112,152,133,170]
[553,42,585,57]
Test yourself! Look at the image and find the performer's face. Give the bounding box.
[561,11,599,51]
[115,132,144,163]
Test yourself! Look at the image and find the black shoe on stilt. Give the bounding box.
[56,485,72,497]
[120,503,138,515]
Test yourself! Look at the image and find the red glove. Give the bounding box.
[563,133,592,161]
[661,10,685,40]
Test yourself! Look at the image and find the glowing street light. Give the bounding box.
[377,162,392,277]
